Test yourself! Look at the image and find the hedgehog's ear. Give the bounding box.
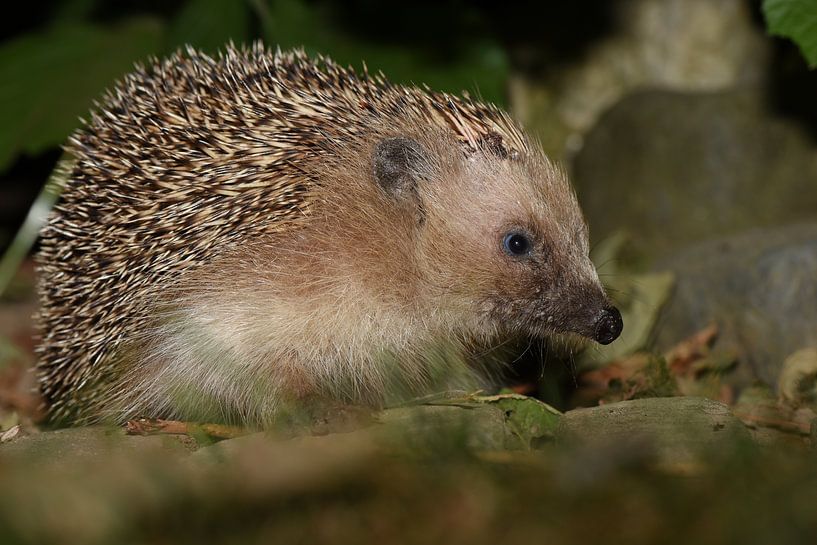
[372,137,427,200]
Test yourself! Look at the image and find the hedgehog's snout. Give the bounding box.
[593,306,623,345]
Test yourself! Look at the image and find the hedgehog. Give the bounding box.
[35,44,622,425]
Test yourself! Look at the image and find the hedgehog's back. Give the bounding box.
[36,47,325,421]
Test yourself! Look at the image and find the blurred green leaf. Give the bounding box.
[474,393,561,448]
[167,0,251,54]
[580,271,675,368]
[0,155,69,299]
[591,230,630,277]
[0,18,164,172]
[763,0,817,68]
[251,0,508,104]
[53,0,101,22]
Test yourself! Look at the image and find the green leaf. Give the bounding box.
[473,394,562,448]
[0,18,165,172]
[167,0,251,54]
[763,0,817,68]
[416,393,562,450]
[52,0,102,22]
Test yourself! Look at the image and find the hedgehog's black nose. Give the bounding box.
[594,306,623,345]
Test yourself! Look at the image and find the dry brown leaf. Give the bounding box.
[125,418,247,440]
[778,348,817,405]
[664,323,718,376]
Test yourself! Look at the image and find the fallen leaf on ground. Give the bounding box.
[0,424,21,443]
[733,385,815,438]
[778,348,817,406]
[125,418,247,441]
[664,323,718,376]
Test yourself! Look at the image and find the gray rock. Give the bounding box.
[653,223,817,387]
[510,0,769,160]
[376,404,517,451]
[199,399,550,457]
[0,426,191,462]
[556,397,751,468]
[572,90,817,261]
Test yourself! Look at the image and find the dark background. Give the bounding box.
[3,0,816,253]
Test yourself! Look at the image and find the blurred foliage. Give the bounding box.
[763,0,817,68]
[0,19,163,172]
[585,232,675,367]
[0,0,509,174]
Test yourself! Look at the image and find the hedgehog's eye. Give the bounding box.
[503,231,532,257]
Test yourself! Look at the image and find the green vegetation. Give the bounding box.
[763,0,817,67]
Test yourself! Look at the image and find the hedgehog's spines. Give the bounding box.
[37,44,533,423]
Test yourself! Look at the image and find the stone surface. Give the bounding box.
[196,404,517,462]
[556,396,751,468]
[510,0,769,160]
[573,90,817,260]
[0,426,191,461]
[653,223,817,388]
[376,404,521,451]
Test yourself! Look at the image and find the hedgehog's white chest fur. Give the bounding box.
[117,276,477,424]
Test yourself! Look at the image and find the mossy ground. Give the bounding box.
[2,258,817,545]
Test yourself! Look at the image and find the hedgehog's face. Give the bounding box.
[372,135,622,345]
